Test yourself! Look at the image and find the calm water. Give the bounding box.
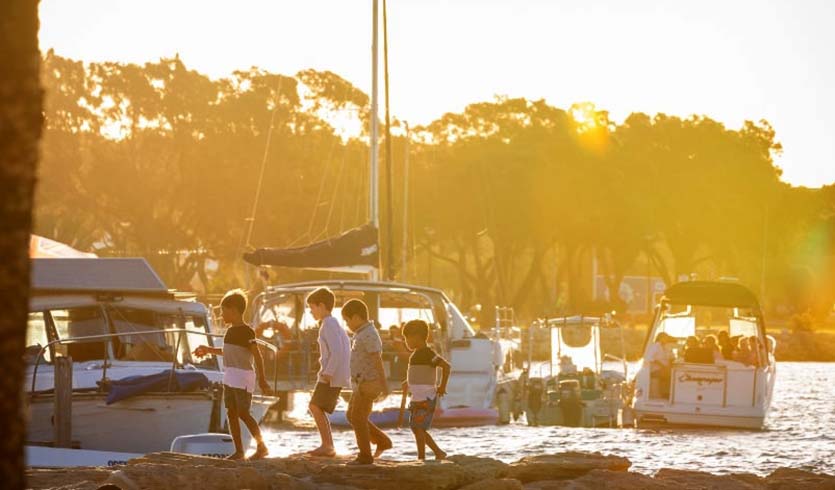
[261,362,835,475]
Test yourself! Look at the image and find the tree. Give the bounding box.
[0,0,43,487]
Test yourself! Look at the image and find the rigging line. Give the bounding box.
[313,141,350,242]
[305,129,342,238]
[243,76,284,250]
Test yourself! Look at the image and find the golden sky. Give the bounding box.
[39,0,835,188]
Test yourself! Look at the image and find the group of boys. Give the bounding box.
[194,287,451,465]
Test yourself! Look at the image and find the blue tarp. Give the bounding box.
[105,370,210,405]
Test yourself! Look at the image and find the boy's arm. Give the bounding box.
[435,356,451,397]
[250,342,273,394]
[374,353,389,397]
[319,322,341,384]
[193,345,223,357]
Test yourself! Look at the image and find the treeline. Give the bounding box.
[36,52,835,324]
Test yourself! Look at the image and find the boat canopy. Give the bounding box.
[243,223,379,269]
[31,258,170,296]
[662,281,761,309]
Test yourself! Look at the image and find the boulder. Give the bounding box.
[459,478,523,490]
[26,468,112,490]
[765,468,835,489]
[508,452,631,483]
[447,455,510,481]
[524,470,677,489]
[655,468,764,490]
[314,459,477,490]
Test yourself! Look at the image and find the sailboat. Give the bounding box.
[242,0,504,426]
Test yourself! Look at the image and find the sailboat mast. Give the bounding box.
[369,0,381,280]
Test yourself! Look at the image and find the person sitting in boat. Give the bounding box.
[193,289,271,460]
[732,336,753,365]
[559,355,577,375]
[702,335,723,363]
[646,332,673,397]
[717,331,735,360]
[402,319,451,461]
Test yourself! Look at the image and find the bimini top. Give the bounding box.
[662,281,760,309]
[31,258,169,295]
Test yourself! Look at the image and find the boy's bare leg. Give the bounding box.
[369,420,392,457]
[308,404,336,456]
[239,412,268,458]
[411,427,427,460]
[226,410,245,459]
[424,431,446,460]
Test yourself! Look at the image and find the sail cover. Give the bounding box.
[243,224,379,269]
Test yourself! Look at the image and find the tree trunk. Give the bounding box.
[0,0,43,487]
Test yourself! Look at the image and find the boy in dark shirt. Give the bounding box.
[401,320,450,460]
[194,289,272,460]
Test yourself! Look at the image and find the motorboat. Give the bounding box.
[24,258,279,466]
[630,281,777,429]
[520,315,627,427]
[250,280,503,420]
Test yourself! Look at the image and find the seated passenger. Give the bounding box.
[702,335,723,363]
[682,336,704,363]
[732,337,752,365]
[717,331,734,360]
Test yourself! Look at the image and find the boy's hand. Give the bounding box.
[436,385,447,398]
[321,374,332,385]
[259,380,273,396]
[193,345,209,358]
[401,380,409,392]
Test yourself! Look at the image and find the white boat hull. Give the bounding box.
[632,362,776,430]
[26,392,275,454]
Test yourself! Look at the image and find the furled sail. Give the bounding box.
[242,224,379,269]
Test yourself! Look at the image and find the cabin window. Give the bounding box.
[50,307,109,362]
[108,307,177,363]
[25,312,52,364]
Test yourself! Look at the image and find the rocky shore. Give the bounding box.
[26,451,835,490]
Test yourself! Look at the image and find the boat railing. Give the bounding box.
[29,329,279,395]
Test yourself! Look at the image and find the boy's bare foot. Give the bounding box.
[373,440,392,458]
[434,450,447,461]
[249,443,269,460]
[346,454,374,465]
[225,451,246,460]
[307,446,336,457]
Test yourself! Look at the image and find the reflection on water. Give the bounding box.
[262,363,835,475]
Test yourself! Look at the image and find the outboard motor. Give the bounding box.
[558,379,583,427]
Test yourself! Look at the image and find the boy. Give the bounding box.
[402,319,450,460]
[342,299,392,465]
[306,287,351,457]
[193,289,271,460]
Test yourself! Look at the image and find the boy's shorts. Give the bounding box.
[409,396,437,430]
[224,385,252,413]
[310,382,342,414]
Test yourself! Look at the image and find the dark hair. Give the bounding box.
[402,319,429,340]
[341,298,369,321]
[306,287,335,311]
[220,289,247,314]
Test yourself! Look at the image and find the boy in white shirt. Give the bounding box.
[306,287,351,457]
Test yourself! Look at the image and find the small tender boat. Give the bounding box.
[520,315,628,427]
[630,281,777,429]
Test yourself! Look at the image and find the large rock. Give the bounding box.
[459,478,523,490]
[26,468,112,490]
[765,468,835,489]
[447,455,510,481]
[655,468,764,490]
[508,452,631,483]
[524,470,678,489]
[314,459,478,490]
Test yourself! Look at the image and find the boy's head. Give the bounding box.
[220,289,247,324]
[306,287,335,321]
[402,319,429,350]
[341,298,369,332]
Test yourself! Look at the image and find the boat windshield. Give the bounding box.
[550,320,601,373]
[649,303,767,365]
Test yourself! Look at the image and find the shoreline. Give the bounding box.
[26,451,835,490]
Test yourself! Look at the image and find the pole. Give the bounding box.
[54,356,73,448]
[369,0,381,280]
[382,0,395,280]
[401,122,410,282]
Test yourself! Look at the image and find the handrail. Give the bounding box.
[29,328,279,394]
